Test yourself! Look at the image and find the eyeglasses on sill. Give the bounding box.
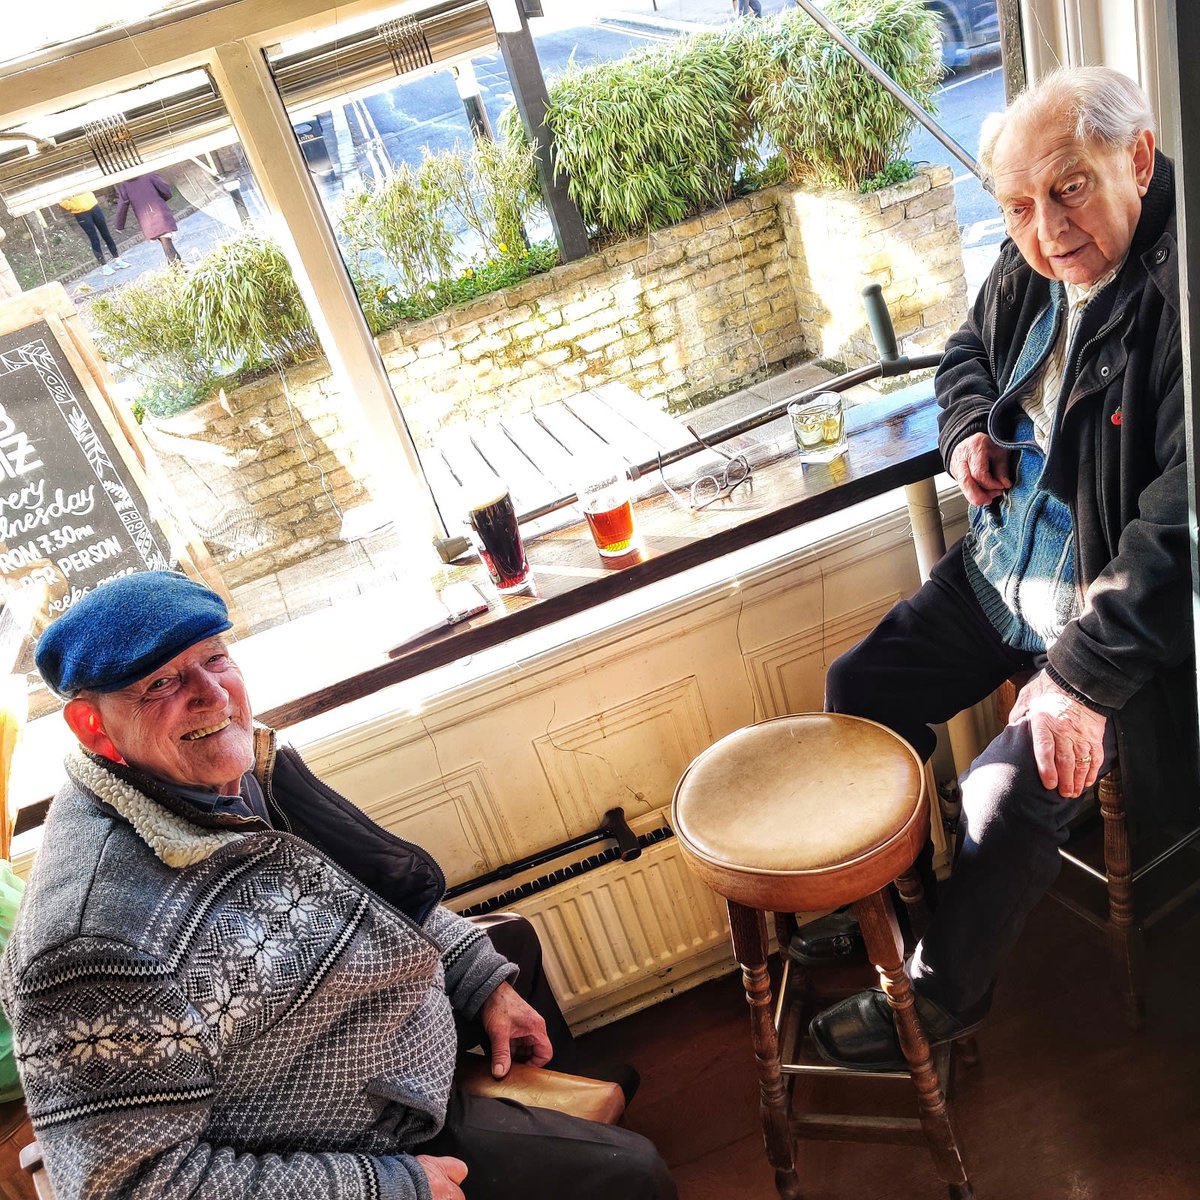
[657,426,753,511]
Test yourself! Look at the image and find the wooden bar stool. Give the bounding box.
[994,676,1200,1028]
[672,713,973,1199]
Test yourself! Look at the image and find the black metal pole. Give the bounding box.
[789,0,986,187]
[496,4,590,261]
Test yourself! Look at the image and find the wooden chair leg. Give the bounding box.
[726,900,801,1200]
[853,890,973,1199]
[1098,768,1146,1028]
[895,865,930,941]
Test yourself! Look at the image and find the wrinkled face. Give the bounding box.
[992,107,1154,287]
[87,637,255,793]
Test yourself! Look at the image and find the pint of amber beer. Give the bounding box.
[577,457,639,558]
[466,483,531,593]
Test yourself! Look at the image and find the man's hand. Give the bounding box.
[1008,671,1107,799]
[949,433,1013,506]
[415,1155,467,1200]
[479,981,553,1078]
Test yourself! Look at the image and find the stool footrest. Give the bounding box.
[792,1113,926,1146]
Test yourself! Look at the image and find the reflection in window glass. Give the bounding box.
[0,101,408,716]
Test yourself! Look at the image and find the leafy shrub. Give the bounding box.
[860,158,917,193]
[374,239,560,323]
[418,137,541,264]
[88,228,317,417]
[516,33,750,237]
[88,265,221,412]
[733,0,941,190]
[733,152,789,197]
[338,164,456,294]
[184,229,318,370]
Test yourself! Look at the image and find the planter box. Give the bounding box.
[780,164,967,366]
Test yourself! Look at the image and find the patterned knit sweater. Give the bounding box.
[0,734,517,1200]
[963,286,1079,652]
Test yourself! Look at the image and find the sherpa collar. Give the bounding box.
[67,749,249,869]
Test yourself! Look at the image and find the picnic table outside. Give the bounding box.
[422,382,764,535]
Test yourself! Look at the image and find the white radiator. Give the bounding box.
[448,807,735,1032]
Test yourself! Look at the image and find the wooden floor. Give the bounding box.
[579,895,1200,1199]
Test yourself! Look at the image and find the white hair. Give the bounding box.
[978,66,1156,186]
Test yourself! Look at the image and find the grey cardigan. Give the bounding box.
[0,730,516,1199]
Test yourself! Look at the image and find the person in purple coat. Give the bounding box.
[115,172,182,263]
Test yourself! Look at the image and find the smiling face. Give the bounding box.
[65,636,255,794]
[991,106,1154,288]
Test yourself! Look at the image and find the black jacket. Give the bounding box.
[936,151,1197,822]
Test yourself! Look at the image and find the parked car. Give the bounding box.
[928,0,1000,70]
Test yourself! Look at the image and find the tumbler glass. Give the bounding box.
[788,393,848,463]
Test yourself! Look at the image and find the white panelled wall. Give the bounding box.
[294,493,970,1030]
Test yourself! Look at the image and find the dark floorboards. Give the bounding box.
[579,896,1200,1199]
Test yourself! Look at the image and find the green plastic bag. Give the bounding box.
[0,859,24,1102]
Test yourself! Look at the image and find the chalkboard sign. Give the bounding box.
[0,319,174,618]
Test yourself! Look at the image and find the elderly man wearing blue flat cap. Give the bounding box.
[0,571,674,1200]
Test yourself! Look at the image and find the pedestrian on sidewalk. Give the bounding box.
[115,172,183,264]
[731,0,763,16]
[58,192,130,275]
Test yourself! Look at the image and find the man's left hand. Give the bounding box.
[1008,671,1107,799]
[479,981,553,1078]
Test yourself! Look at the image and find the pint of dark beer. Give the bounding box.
[466,483,530,593]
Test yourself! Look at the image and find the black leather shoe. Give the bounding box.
[808,987,987,1072]
[787,911,866,968]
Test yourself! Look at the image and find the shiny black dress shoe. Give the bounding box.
[808,987,987,1072]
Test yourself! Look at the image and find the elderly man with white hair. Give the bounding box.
[811,65,1196,1068]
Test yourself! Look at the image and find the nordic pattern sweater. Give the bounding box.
[0,734,516,1200]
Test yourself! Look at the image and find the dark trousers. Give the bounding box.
[424,913,676,1200]
[73,208,118,264]
[825,543,1115,1015]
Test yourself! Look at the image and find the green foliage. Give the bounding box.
[734,0,941,190]
[184,229,318,370]
[418,138,541,264]
[527,33,751,236]
[87,228,317,418]
[734,152,789,197]
[363,239,560,324]
[87,265,222,415]
[860,158,917,193]
[338,163,455,293]
[503,0,939,236]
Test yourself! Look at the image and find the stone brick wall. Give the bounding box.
[143,172,966,587]
[140,360,370,587]
[378,188,800,447]
[781,164,967,368]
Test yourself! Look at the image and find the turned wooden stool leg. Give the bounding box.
[727,900,802,1200]
[1098,768,1145,1028]
[895,865,930,941]
[853,890,974,1199]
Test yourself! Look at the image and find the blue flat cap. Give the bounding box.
[36,571,232,698]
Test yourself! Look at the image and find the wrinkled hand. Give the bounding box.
[949,433,1012,506]
[416,1155,467,1200]
[480,981,553,1079]
[1008,671,1107,798]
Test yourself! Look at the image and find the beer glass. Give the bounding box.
[576,456,639,557]
[788,393,847,463]
[465,481,531,594]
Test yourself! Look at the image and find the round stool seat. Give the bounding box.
[672,713,927,912]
